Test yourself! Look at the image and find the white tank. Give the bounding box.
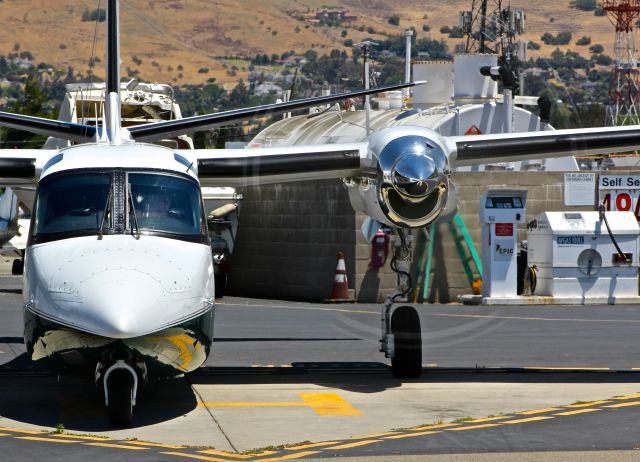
[412,61,454,109]
[388,91,403,109]
[454,54,499,104]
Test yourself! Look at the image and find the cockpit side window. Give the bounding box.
[35,173,111,236]
[128,173,203,236]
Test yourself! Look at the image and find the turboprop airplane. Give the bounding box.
[1,0,640,428]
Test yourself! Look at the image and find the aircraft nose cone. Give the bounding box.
[392,153,437,198]
[86,271,164,339]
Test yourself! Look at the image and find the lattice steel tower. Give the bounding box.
[604,0,640,126]
[460,0,525,66]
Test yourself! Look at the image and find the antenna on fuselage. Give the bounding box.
[105,0,123,144]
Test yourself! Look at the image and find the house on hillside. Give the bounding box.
[315,9,357,22]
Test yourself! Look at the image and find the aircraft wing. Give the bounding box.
[0,112,96,143]
[0,150,55,183]
[186,143,370,187]
[128,82,421,142]
[447,126,640,167]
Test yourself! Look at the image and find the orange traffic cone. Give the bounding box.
[324,252,355,303]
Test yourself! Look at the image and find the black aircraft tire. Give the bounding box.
[215,273,228,299]
[107,370,134,428]
[390,306,422,379]
[11,259,23,276]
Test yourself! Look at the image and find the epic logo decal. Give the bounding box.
[495,244,514,255]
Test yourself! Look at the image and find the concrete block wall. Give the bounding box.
[229,172,615,303]
[228,179,401,301]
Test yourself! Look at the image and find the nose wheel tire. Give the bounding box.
[390,306,422,379]
[107,370,134,428]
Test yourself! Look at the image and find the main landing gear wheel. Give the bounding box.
[390,306,422,379]
[11,259,23,275]
[215,272,228,299]
[107,369,134,428]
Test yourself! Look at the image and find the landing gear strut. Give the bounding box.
[380,230,423,379]
[98,360,145,428]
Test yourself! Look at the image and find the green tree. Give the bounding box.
[1,75,49,148]
[388,15,400,26]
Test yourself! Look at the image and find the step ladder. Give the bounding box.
[413,213,483,302]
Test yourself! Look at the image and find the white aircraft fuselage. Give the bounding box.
[23,143,215,376]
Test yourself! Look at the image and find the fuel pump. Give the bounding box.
[479,189,528,298]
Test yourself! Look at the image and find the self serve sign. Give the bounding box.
[599,175,640,220]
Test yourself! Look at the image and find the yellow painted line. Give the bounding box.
[299,392,362,416]
[284,441,338,450]
[349,431,399,439]
[83,442,149,450]
[554,408,601,416]
[432,313,640,324]
[259,452,323,462]
[0,433,10,437]
[517,408,562,415]
[162,452,235,462]
[16,436,82,444]
[0,427,45,435]
[50,434,110,441]
[524,367,610,371]
[447,424,501,431]
[383,430,440,439]
[566,401,611,408]
[604,401,640,408]
[199,401,302,407]
[198,449,252,458]
[199,393,361,417]
[326,439,381,449]
[410,423,460,431]
[612,393,640,400]
[123,440,186,449]
[503,416,555,424]
[467,416,513,423]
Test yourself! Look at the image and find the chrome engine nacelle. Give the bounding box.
[346,126,453,229]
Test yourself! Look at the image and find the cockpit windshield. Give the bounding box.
[35,173,111,236]
[33,170,205,244]
[129,173,202,235]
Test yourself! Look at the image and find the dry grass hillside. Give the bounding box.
[0,0,620,85]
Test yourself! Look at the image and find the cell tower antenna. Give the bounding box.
[460,1,525,63]
[603,0,640,126]
[459,1,526,93]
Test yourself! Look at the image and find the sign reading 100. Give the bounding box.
[599,175,640,220]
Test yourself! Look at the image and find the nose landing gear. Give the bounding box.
[97,360,145,428]
[380,230,423,379]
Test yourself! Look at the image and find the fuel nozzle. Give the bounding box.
[598,203,606,222]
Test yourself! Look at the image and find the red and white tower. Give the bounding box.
[604,0,640,126]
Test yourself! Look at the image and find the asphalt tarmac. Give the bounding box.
[0,273,640,461]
